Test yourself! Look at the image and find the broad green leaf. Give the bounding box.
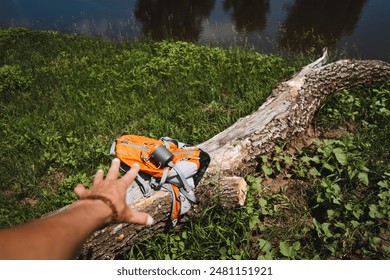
[351,220,360,228]
[258,239,272,252]
[378,180,388,188]
[348,166,359,179]
[323,162,335,171]
[311,156,321,163]
[249,216,260,230]
[283,155,293,165]
[275,146,283,153]
[262,165,273,176]
[383,245,390,255]
[322,223,333,237]
[261,155,268,163]
[333,148,348,165]
[301,156,311,163]
[310,167,321,176]
[358,172,369,186]
[353,206,363,219]
[258,198,267,208]
[370,236,381,245]
[327,209,335,219]
[369,204,384,219]
[279,242,292,257]
[292,241,301,251]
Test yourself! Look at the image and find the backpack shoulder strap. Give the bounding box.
[161,136,179,148]
[167,161,196,203]
[135,174,152,197]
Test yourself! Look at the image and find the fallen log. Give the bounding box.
[77,50,390,259]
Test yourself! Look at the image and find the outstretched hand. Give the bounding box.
[0,158,153,260]
[74,158,154,226]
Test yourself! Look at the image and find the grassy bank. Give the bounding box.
[0,28,298,226]
[1,28,388,259]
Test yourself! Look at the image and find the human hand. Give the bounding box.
[74,158,154,225]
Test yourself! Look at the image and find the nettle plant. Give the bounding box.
[257,136,390,259]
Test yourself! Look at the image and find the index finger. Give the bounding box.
[120,163,140,187]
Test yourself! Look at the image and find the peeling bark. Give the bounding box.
[77,50,390,259]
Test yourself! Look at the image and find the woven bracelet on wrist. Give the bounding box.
[82,195,118,223]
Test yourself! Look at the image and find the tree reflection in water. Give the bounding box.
[278,0,367,53]
[134,0,215,41]
[223,0,270,32]
[133,0,368,55]
[0,0,385,60]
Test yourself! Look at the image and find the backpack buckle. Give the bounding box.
[109,141,117,156]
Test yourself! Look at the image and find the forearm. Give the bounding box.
[0,160,152,260]
[0,199,111,259]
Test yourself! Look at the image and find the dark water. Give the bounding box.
[1,0,389,61]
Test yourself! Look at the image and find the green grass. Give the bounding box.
[1,28,388,260]
[0,27,299,227]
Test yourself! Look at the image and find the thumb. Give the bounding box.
[74,183,87,198]
[123,207,154,226]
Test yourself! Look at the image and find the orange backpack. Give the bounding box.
[110,135,210,225]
